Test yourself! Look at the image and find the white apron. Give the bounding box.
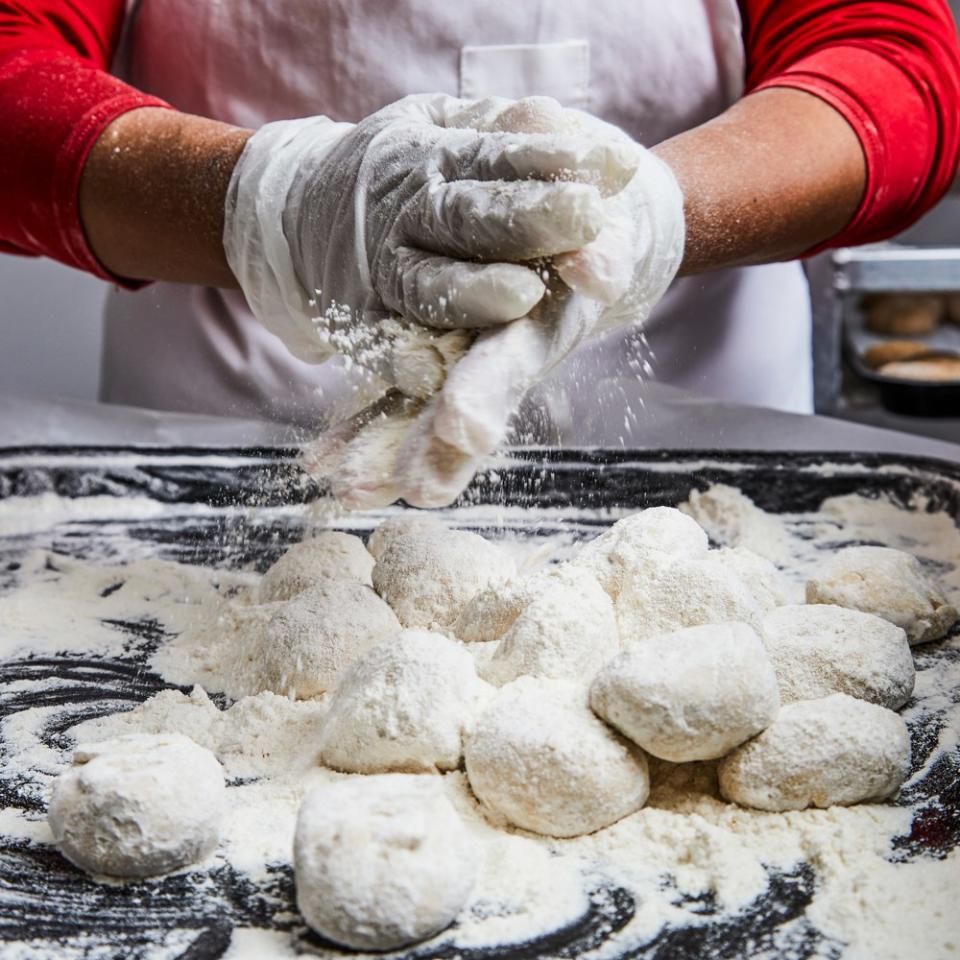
[101,0,813,437]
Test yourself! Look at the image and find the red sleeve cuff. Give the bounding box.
[753,46,936,254]
[741,1,960,255]
[0,48,174,287]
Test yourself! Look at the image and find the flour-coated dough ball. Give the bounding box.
[616,551,765,642]
[718,693,911,811]
[453,572,544,644]
[761,605,915,709]
[572,507,709,598]
[464,678,649,837]
[258,532,374,602]
[319,630,492,773]
[717,547,799,609]
[372,528,515,629]
[259,580,401,698]
[48,733,225,878]
[366,514,447,560]
[480,566,620,686]
[806,545,958,645]
[590,622,780,762]
[294,775,478,950]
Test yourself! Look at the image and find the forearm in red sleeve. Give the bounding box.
[740,0,960,252]
[0,1,173,283]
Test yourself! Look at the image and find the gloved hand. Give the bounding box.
[303,100,686,509]
[432,108,687,461]
[224,93,638,398]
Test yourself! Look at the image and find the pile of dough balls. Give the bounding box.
[49,499,952,951]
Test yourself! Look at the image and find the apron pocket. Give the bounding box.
[459,39,589,108]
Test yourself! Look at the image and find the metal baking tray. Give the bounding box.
[844,300,960,417]
[1,446,958,959]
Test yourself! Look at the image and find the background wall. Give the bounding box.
[0,257,108,400]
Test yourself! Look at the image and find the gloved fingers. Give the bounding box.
[413,179,604,261]
[554,200,636,306]
[381,247,547,329]
[447,132,638,198]
[394,400,481,509]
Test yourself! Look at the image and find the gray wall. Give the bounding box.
[0,257,107,401]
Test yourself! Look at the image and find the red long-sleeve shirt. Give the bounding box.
[1,0,959,284]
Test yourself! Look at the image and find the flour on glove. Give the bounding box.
[224,93,636,394]
[290,97,682,508]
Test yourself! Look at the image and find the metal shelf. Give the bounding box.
[833,245,960,292]
[809,244,960,416]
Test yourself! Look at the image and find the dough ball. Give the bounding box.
[861,293,944,335]
[453,572,544,644]
[372,527,515,630]
[806,545,958,645]
[681,484,793,564]
[464,678,649,837]
[318,630,491,773]
[718,693,911,811]
[258,531,374,602]
[259,580,401,698]
[590,622,780,762]
[367,514,447,560]
[294,775,478,951]
[761,605,915,709]
[48,733,225,878]
[718,546,799,609]
[480,566,620,686]
[572,507,709,597]
[616,551,765,642]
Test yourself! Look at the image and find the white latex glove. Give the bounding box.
[224,93,638,398]
[433,111,687,461]
[302,100,684,509]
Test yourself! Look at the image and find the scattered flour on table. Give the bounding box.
[0,485,958,958]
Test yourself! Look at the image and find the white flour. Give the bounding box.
[0,483,958,958]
